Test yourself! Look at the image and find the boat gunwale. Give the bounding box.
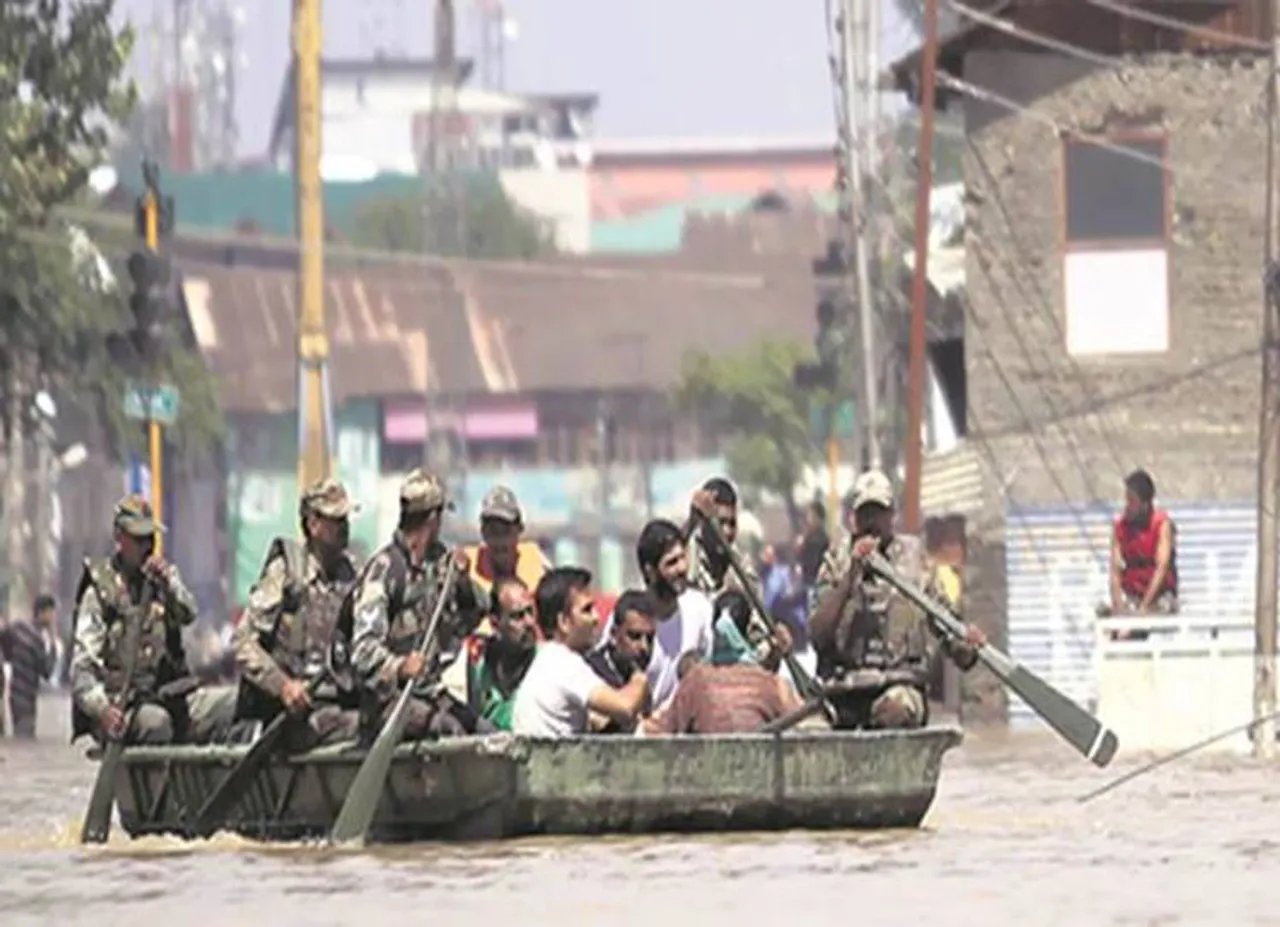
[109,724,965,765]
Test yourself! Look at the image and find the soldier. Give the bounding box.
[809,470,986,731]
[684,478,790,668]
[346,469,490,739]
[70,495,235,745]
[232,478,362,750]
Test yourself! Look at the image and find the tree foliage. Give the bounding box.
[343,175,558,259]
[0,1,222,459]
[674,340,824,530]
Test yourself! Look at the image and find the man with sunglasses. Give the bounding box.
[232,478,362,749]
[466,576,538,731]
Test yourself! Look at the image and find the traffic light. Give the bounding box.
[125,162,177,361]
[126,248,172,351]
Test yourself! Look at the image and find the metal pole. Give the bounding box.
[1252,0,1280,758]
[141,183,166,556]
[902,0,941,534]
[293,0,332,489]
[4,360,27,617]
[842,0,881,471]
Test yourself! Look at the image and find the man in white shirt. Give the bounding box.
[599,519,715,711]
[512,566,649,737]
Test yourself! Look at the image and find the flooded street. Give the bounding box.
[4,694,1280,926]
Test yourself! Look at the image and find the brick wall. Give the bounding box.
[951,51,1269,722]
[964,51,1268,508]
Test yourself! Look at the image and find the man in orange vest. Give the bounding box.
[443,486,551,701]
[1108,469,1178,636]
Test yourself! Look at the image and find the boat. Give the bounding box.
[107,726,962,843]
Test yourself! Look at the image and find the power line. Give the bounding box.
[1084,0,1268,51]
[948,0,1123,68]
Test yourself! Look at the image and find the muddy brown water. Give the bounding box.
[3,693,1279,926]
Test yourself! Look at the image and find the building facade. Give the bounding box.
[893,1,1270,722]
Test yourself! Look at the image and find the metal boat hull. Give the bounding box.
[111,727,962,842]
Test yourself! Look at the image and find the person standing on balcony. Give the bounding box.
[1107,469,1178,639]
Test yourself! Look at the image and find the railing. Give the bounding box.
[1093,612,1257,754]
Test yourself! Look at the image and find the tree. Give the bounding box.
[343,174,558,259]
[674,340,824,531]
[0,2,222,459]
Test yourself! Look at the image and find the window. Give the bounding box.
[1061,134,1170,357]
[1064,137,1167,245]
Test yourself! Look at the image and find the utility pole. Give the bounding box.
[293,0,333,489]
[4,359,27,618]
[126,163,175,556]
[1252,0,1280,759]
[902,0,941,534]
[839,0,881,472]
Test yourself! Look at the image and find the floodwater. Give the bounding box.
[4,693,1280,927]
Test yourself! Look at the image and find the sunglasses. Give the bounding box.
[506,606,535,620]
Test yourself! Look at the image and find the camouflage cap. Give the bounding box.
[399,467,455,515]
[851,469,895,510]
[113,494,164,537]
[480,485,522,524]
[300,477,359,520]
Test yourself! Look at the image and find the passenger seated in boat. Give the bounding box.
[710,589,792,671]
[231,478,362,751]
[512,567,649,737]
[465,576,538,731]
[70,495,236,747]
[585,589,657,734]
[809,470,986,732]
[642,653,803,735]
[596,520,715,711]
[346,469,492,741]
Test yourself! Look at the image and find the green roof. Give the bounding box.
[161,171,422,236]
[590,190,838,254]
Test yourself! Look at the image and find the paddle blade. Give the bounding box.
[1003,663,1119,767]
[329,695,409,845]
[190,714,290,838]
[80,740,125,844]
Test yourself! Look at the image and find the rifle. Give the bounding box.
[865,550,1119,768]
[80,580,154,845]
[328,554,461,845]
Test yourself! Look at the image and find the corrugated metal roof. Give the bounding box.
[1005,502,1267,729]
[180,251,818,412]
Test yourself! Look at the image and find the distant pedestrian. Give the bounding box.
[1,595,58,739]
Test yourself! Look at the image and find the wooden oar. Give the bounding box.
[691,509,824,702]
[188,675,325,838]
[328,555,460,846]
[80,583,152,844]
[865,550,1119,767]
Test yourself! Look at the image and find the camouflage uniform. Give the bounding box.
[686,504,772,664]
[811,471,979,731]
[345,469,488,739]
[70,495,236,745]
[232,479,362,750]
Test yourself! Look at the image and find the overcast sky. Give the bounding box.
[113,0,919,159]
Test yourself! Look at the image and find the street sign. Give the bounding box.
[123,382,180,426]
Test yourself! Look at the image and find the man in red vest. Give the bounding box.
[1108,469,1178,636]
